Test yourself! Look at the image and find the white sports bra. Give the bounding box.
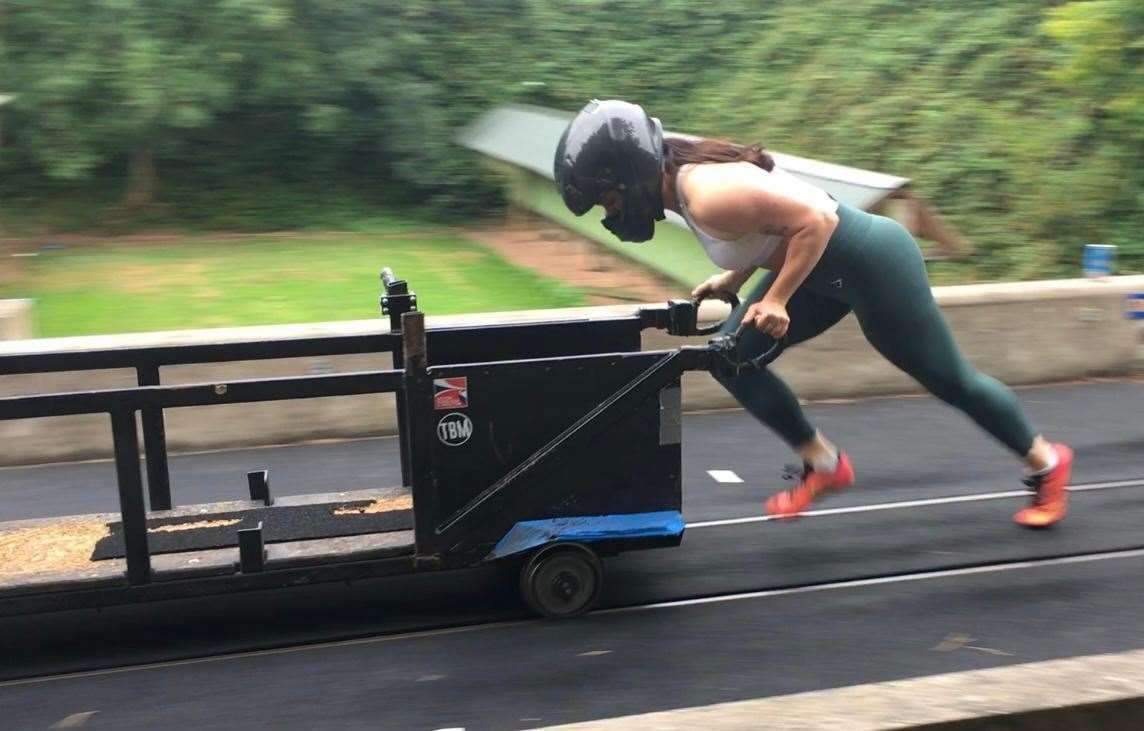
[676,163,838,271]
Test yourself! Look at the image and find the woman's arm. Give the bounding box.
[725,265,758,291]
[760,211,836,307]
[684,164,838,337]
[691,266,757,302]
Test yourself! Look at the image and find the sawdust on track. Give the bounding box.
[0,519,111,577]
[333,494,414,515]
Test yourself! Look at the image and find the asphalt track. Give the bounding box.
[0,378,1141,729]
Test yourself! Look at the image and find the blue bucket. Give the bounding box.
[1082,244,1116,277]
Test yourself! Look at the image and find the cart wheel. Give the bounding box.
[519,543,603,619]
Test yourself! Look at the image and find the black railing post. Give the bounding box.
[110,409,151,584]
[381,270,417,487]
[401,312,436,558]
[393,339,412,488]
[137,364,172,510]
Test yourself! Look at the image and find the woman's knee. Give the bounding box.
[714,369,751,400]
[916,365,975,405]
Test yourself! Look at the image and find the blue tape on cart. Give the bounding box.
[1127,293,1144,320]
[486,510,685,561]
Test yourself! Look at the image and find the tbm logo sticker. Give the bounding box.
[437,413,473,446]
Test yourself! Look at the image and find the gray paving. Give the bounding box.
[3,553,1144,730]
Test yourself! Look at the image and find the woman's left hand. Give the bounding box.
[742,298,790,339]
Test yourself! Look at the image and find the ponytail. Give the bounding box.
[664,136,775,174]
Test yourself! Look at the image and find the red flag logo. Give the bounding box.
[433,377,469,410]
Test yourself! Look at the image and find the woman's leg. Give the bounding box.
[717,273,858,517]
[844,213,1071,525]
[859,306,1037,454]
[715,271,852,450]
[846,218,1038,456]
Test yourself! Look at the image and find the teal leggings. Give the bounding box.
[717,202,1036,456]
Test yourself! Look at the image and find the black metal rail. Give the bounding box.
[0,371,404,420]
[0,334,402,376]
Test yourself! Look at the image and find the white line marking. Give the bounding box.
[50,711,99,728]
[706,470,743,484]
[1069,478,1144,492]
[932,633,971,652]
[687,478,1144,529]
[966,646,1014,657]
[602,548,1144,614]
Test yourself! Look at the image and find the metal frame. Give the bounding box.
[0,365,409,587]
[1,335,403,511]
[0,272,755,616]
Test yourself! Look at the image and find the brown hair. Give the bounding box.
[664,136,774,174]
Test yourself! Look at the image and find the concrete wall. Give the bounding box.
[663,275,1144,413]
[0,300,32,341]
[1,276,1141,466]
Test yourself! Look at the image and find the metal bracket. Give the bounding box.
[247,469,273,506]
[639,299,703,336]
[640,296,739,337]
[237,522,266,573]
[706,325,785,378]
[380,268,417,332]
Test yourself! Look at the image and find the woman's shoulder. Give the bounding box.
[683,159,775,199]
[682,160,767,184]
[680,163,775,238]
[684,162,782,204]
[686,161,833,221]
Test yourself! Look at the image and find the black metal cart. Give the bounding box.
[0,270,773,618]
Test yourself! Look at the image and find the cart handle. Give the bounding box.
[690,292,740,336]
[707,319,786,374]
[380,268,399,289]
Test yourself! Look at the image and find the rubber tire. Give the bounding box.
[519,543,603,619]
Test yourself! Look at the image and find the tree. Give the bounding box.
[1042,0,1144,267]
[1043,0,1144,146]
[3,0,325,208]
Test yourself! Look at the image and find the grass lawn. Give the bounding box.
[1,227,588,338]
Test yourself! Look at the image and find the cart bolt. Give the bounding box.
[214,384,228,396]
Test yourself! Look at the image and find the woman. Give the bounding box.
[553,99,1072,527]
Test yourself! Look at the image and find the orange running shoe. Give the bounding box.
[765,452,855,519]
[1013,443,1073,528]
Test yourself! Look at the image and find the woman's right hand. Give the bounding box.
[691,270,744,304]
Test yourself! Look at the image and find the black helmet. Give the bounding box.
[553,99,665,243]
